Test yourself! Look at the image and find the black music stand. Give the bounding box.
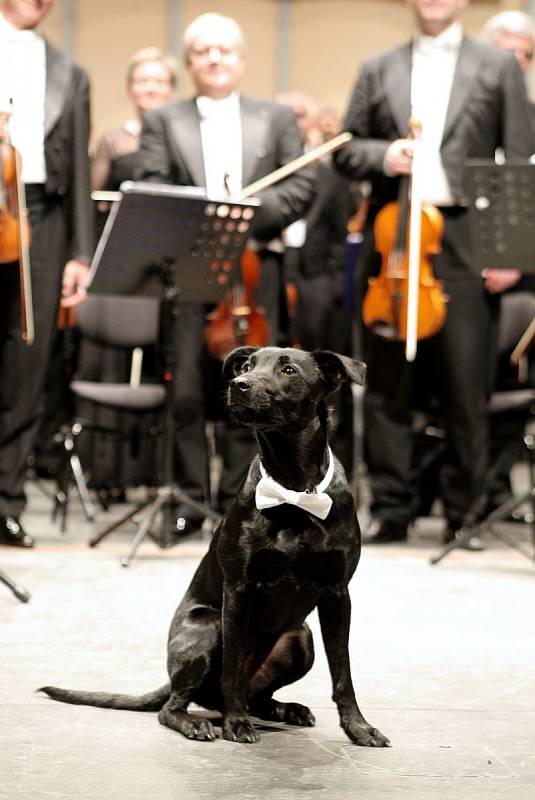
[465,160,535,275]
[431,160,535,565]
[86,182,259,566]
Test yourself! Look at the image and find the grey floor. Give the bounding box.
[1,480,535,800]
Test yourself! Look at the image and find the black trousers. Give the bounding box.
[0,198,65,517]
[363,208,498,530]
[171,251,284,512]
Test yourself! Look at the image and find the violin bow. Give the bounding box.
[15,150,34,345]
[239,131,353,198]
[405,118,423,362]
[510,317,535,382]
[90,132,354,206]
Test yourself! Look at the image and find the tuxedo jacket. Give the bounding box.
[137,96,315,242]
[43,41,93,264]
[334,36,533,206]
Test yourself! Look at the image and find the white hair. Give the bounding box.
[481,11,535,45]
[183,13,245,60]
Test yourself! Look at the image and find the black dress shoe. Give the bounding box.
[444,527,484,552]
[0,517,35,548]
[363,519,408,545]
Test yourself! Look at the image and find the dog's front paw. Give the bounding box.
[343,719,391,748]
[222,716,260,744]
[183,718,218,742]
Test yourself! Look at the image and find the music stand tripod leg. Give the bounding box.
[70,451,96,522]
[120,489,170,567]
[88,498,154,547]
[0,569,30,602]
[429,533,468,565]
[118,259,222,566]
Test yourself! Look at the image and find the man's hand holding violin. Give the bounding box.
[384,139,414,177]
[384,139,521,295]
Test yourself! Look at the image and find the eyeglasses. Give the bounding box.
[189,45,238,62]
[131,77,172,88]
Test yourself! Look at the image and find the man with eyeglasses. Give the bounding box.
[137,12,315,538]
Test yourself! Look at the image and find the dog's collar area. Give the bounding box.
[255,448,335,520]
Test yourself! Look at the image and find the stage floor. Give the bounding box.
[1,482,534,800]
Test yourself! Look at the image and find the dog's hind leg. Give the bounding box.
[158,607,221,742]
[248,624,316,727]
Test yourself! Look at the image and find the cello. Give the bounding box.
[0,106,34,344]
[362,118,447,361]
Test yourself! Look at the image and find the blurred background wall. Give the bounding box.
[40,0,528,146]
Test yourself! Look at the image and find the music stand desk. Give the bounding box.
[85,182,260,564]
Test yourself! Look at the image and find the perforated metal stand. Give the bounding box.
[430,430,535,565]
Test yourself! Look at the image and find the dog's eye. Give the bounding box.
[282,365,297,376]
[239,362,250,374]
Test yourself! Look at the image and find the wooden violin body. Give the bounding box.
[0,138,31,264]
[0,109,34,343]
[205,248,270,361]
[363,199,447,341]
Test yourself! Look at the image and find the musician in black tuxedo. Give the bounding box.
[0,0,92,547]
[334,0,533,548]
[137,12,314,529]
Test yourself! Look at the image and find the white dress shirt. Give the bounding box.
[0,12,46,183]
[410,22,463,206]
[196,91,243,198]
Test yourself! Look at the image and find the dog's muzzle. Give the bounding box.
[228,377,273,418]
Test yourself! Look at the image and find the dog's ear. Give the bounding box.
[222,346,258,381]
[312,351,366,392]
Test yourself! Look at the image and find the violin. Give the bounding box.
[362,119,447,357]
[204,133,355,360]
[205,246,270,360]
[0,107,34,344]
[285,279,300,347]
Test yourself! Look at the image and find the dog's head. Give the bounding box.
[223,346,365,431]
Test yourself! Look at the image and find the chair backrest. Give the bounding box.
[498,291,535,355]
[75,294,160,349]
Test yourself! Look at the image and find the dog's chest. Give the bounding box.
[247,526,346,590]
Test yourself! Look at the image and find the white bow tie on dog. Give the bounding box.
[255,448,335,520]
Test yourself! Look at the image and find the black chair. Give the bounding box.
[431,291,535,563]
[55,294,166,539]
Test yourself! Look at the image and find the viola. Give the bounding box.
[362,119,447,350]
[0,108,34,344]
[205,247,270,360]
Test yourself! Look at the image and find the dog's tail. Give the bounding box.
[38,682,171,712]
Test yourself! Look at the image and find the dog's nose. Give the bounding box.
[233,378,251,393]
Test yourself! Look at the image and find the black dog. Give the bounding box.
[40,346,390,747]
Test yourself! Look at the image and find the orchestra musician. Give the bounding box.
[334,0,533,549]
[0,0,92,548]
[91,47,178,194]
[137,12,315,535]
[75,47,177,503]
